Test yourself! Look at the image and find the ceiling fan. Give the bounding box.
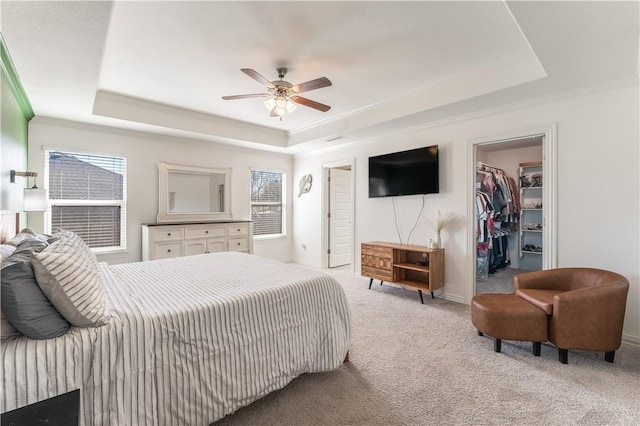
[222,68,332,120]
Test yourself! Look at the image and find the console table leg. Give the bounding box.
[380,280,384,286]
[431,292,435,299]
[418,290,424,304]
[368,278,373,289]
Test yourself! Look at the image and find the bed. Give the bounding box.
[1,248,351,425]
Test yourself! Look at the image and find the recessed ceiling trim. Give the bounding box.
[287,52,546,147]
[93,90,289,147]
[0,34,34,120]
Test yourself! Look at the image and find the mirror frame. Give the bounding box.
[157,161,232,223]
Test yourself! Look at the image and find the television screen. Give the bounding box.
[368,145,439,197]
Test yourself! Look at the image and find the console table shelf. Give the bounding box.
[361,241,444,304]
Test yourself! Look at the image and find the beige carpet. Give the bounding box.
[215,267,640,425]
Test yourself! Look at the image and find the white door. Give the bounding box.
[328,168,352,268]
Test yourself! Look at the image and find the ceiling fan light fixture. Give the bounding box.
[275,96,287,110]
[264,97,276,111]
[285,99,296,113]
[224,68,332,119]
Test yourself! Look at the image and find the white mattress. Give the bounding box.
[1,252,351,425]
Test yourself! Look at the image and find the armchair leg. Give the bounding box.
[533,342,541,356]
[605,351,615,363]
[494,338,502,353]
[558,348,568,364]
[477,330,483,337]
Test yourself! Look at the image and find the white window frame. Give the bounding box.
[44,149,127,253]
[250,168,287,240]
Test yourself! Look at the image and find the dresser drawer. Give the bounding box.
[361,254,393,271]
[184,226,227,239]
[152,228,184,242]
[228,224,249,236]
[229,237,248,252]
[154,242,182,259]
[142,222,253,261]
[361,265,393,281]
[361,244,392,259]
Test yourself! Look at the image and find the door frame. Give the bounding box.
[465,123,558,303]
[321,158,356,270]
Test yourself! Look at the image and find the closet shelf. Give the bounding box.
[519,161,543,267]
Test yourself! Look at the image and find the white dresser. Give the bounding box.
[142,221,253,261]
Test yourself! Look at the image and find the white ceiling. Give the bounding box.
[1,1,638,153]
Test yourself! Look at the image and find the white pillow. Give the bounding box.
[32,232,107,327]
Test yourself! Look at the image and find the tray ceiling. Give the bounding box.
[2,1,638,153]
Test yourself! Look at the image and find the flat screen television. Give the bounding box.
[368,145,439,197]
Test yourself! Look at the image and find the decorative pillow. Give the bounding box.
[1,261,71,339]
[32,232,106,327]
[3,229,36,247]
[1,309,21,340]
[0,244,16,265]
[1,238,49,269]
[1,236,57,340]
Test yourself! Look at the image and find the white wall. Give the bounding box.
[293,82,640,343]
[27,118,293,263]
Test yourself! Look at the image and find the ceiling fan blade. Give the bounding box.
[221,93,266,100]
[292,77,332,93]
[241,68,276,89]
[292,96,331,112]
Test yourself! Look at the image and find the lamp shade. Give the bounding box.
[23,188,47,212]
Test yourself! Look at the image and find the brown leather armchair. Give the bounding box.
[514,268,629,364]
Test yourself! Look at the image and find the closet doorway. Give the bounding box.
[466,124,557,301]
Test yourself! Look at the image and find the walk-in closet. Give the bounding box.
[475,137,543,294]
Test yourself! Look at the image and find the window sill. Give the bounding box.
[94,249,128,261]
[254,234,288,242]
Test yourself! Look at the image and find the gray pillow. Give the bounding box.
[1,261,71,339]
[1,237,49,269]
[0,244,16,264]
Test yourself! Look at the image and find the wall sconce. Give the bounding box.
[10,170,47,211]
[10,170,48,233]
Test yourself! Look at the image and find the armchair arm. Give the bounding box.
[513,269,573,291]
[550,282,629,351]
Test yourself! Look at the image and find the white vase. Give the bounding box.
[434,231,441,248]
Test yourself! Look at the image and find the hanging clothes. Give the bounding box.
[475,162,519,277]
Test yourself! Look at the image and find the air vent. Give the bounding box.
[325,136,344,142]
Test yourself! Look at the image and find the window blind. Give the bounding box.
[45,150,127,250]
[250,170,284,236]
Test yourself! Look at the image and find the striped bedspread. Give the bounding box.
[1,252,351,425]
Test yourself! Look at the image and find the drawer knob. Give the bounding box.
[237,228,241,231]
[168,233,171,236]
[167,249,171,253]
[237,242,241,246]
[205,230,209,234]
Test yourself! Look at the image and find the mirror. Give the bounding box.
[157,162,232,222]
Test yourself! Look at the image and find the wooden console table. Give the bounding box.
[361,241,444,303]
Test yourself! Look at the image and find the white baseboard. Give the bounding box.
[622,334,640,348]
[290,258,321,269]
[441,292,465,304]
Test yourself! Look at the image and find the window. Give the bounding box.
[45,150,127,251]
[250,170,285,237]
